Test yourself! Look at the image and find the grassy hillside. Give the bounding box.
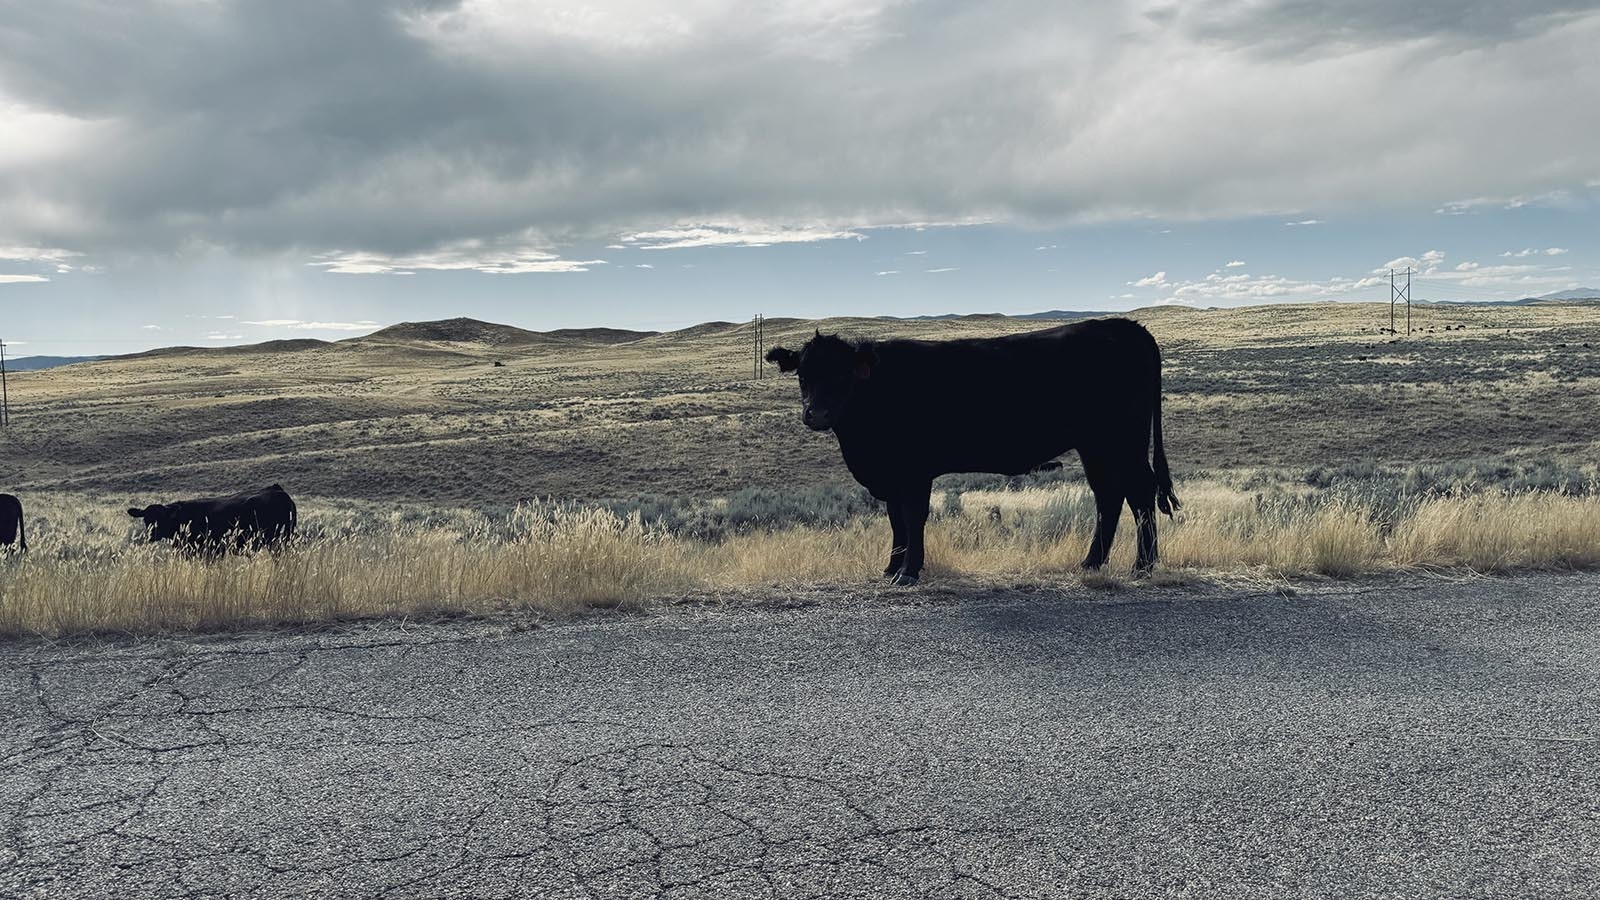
[2,302,1598,505]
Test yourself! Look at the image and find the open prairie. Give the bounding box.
[3,301,1600,635]
[4,301,1599,504]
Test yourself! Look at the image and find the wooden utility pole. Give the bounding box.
[0,338,9,427]
[753,314,764,379]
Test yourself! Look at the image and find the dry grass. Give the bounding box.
[4,484,1597,637]
[1390,493,1600,571]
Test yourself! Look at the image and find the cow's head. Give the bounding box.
[766,330,876,431]
[126,504,181,542]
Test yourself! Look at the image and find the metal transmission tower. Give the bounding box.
[1389,267,1411,335]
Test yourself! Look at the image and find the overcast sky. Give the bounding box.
[3,0,1599,355]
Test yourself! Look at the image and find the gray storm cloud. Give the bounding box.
[2,0,1598,266]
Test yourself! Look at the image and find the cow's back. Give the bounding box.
[173,485,296,548]
[838,319,1162,485]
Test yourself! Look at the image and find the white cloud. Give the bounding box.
[1436,191,1576,215]
[1034,245,1057,251]
[1132,271,1168,287]
[926,267,959,273]
[0,246,79,263]
[1456,261,1480,271]
[1225,259,1246,267]
[140,324,165,330]
[1377,249,1446,274]
[242,319,380,332]
[1500,247,1570,258]
[1170,271,1386,302]
[876,270,899,275]
[907,250,928,255]
[205,334,244,341]
[1284,219,1323,227]
[309,234,606,274]
[634,263,654,269]
[622,224,865,250]
[3,3,1598,262]
[1,246,71,280]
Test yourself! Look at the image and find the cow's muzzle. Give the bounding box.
[802,408,833,431]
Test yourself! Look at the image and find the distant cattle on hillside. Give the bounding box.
[766,318,1178,584]
[127,484,297,553]
[1,494,25,553]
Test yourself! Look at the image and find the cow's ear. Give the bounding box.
[854,346,877,380]
[765,347,800,373]
[127,507,146,518]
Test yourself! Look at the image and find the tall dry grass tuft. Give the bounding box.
[1390,492,1600,572]
[2,486,1598,636]
[0,504,703,635]
[1161,491,1384,577]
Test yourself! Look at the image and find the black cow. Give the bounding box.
[766,319,1179,584]
[0,493,24,553]
[127,484,298,553]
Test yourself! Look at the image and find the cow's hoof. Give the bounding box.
[1079,560,1105,572]
[888,571,920,587]
[1131,564,1155,579]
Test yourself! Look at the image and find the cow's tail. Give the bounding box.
[16,510,25,553]
[1151,343,1180,517]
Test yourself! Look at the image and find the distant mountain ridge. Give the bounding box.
[357,317,659,346]
[2,354,111,372]
[895,309,1117,322]
[12,294,1599,371]
[1536,288,1600,301]
[6,319,663,371]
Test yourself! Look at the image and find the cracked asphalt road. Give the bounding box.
[4,573,1600,899]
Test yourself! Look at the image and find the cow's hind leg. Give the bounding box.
[890,484,932,586]
[1124,460,1160,575]
[883,500,908,578]
[1080,454,1124,571]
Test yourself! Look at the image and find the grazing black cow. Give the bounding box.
[0,493,24,553]
[127,484,297,553]
[766,319,1179,584]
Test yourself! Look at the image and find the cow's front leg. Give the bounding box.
[889,485,932,586]
[883,500,907,578]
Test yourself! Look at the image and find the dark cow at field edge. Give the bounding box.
[766,319,1179,584]
[127,484,298,553]
[1,493,25,553]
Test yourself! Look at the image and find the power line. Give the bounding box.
[1410,278,1543,301]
